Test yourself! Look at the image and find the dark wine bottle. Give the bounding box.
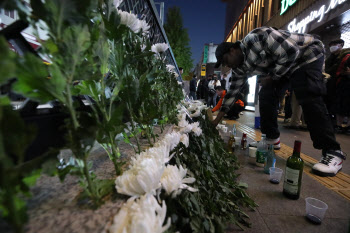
[283,140,304,200]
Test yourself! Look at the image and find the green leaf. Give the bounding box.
[13,54,65,103]
[22,169,41,187]
[0,36,17,85]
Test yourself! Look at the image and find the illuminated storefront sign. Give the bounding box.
[201,64,206,76]
[203,45,208,64]
[280,0,298,15]
[288,0,347,33]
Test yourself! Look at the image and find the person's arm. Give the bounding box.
[212,75,246,126]
[212,94,224,112]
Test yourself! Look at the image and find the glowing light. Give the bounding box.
[287,0,347,33]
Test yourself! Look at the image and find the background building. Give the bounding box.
[197,43,222,79]
[224,0,350,51]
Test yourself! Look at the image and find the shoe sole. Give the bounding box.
[312,168,342,177]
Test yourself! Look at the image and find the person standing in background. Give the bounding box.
[189,75,197,100]
[325,39,350,122]
[208,75,221,107]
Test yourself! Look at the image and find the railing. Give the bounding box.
[119,0,182,80]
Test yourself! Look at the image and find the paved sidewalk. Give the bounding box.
[218,112,350,233]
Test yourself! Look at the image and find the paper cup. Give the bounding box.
[249,147,257,157]
[234,137,241,146]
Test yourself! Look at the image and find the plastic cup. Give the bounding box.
[249,147,257,157]
[305,197,328,224]
[234,137,241,146]
[269,167,283,184]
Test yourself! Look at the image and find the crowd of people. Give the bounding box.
[279,39,350,135]
[189,72,248,120]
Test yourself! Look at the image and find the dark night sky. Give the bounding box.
[155,0,227,67]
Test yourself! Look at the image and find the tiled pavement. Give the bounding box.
[218,111,350,233]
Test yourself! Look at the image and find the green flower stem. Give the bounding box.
[126,103,141,153]
[109,132,122,176]
[4,188,23,233]
[82,155,98,204]
[65,85,79,129]
[145,125,153,147]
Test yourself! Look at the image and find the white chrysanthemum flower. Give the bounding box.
[161,131,181,151]
[161,165,198,198]
[151,43,169,54]
[174,72,179,78]
[191,122,202,136]
[186,105,196,112]
[115,157,163,197]
[177,118,188,128]
[177,111,186,121]
[118,10,143,33]
[139,19,150,34]
[113,0,123,8]
[166,64,175,73]
[190,110,201,118]
[180,123,193,134]
[109,195,171,233]
[180,134,189,147]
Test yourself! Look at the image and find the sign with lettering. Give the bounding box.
[201,64,206,76]
[288,0,347,33]
[203,45,208,64]
[281,0,298,15]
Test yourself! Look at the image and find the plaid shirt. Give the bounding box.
[221,26,325,113]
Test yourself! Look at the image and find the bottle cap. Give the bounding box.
[293,140,302,153]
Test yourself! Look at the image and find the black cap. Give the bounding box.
[214,42,240,68]
[329,39,344,46]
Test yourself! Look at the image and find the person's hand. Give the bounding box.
[211,111,225,127]
[285,90,290,96]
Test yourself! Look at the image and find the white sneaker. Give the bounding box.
[312,150,345,177]
[249,137,281,150]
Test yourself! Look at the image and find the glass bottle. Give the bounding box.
[256,134,268,167]
[283,140,304,200]
[232,124,237,137]
[264,144,276,174]
[241,133,247,150]
[227,130,236,153]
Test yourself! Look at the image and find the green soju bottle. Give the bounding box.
[283,140,304,200]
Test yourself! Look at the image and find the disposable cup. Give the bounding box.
[269,167,283,184]
[305,197,328,224]
[234,137,241,146]
[249,147,257,157]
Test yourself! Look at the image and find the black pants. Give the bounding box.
[227,104,244,118]
[259,56,340,151]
